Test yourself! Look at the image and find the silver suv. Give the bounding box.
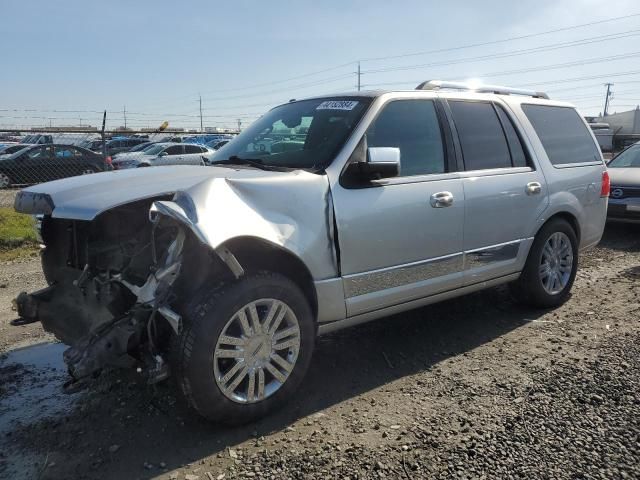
[14,81,609,424]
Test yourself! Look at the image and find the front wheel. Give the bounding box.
[172,272,315,424]
[510,218,578,308]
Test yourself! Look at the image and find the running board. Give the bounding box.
[318,273,520,335]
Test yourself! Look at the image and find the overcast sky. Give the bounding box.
[1,0,639,129]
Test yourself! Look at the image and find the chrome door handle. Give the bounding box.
[526,182,542,195]
[430,191,454,208]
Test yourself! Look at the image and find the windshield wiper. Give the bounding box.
[212,155,278,171]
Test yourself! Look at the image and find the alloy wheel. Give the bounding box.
[539,231,573,295]
[213,298,301,404]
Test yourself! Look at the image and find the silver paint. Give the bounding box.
[15,89,608,334]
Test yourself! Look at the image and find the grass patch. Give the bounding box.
[0,207,40,260]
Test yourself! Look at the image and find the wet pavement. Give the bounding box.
[0,342,81,478]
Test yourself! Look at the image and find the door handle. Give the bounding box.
[430,191,454,208]
[526,182,542,195]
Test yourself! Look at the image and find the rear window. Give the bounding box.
[522,105,601,165]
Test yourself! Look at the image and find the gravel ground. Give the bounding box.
[0,189,18,208]
[0,223,638,480]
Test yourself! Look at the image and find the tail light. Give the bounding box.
[601,170,610,197]
[105,156,113,169]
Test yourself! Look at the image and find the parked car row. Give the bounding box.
[111,142,215,169]
[0,144,109,188]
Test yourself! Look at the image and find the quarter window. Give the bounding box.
[449,101,511,170]
[366,100,445,176]
[522,104,601,165]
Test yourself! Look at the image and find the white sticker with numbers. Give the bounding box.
[316,100,359,111]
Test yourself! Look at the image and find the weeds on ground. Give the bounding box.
[0,208,40,261]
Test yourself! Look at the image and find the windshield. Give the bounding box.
[129,142,150,152]
[211,97,371,170]
[142,145,166,155]
[609,144,640,168]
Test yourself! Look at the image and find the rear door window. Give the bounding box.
[449,101,511,170]
[184,144,202,154]
[165,145,183,155]
[495,105,528,168]
[521,104,601,165]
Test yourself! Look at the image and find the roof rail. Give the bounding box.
[416,80,549,99]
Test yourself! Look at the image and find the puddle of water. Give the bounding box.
[0,342,79,434]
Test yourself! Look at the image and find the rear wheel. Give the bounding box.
[172,272,315,424]
[510,218,578,308]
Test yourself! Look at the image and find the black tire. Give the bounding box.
[510,218,578,308]
[80,166,99,175]
[0,171,12,189]
[172,272,315,424]
[137,163,150,168]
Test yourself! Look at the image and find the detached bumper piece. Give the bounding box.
[12,287,54,326]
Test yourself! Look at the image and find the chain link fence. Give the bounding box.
[0,129,236,208]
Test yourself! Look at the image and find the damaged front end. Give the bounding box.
[14,196,231,385]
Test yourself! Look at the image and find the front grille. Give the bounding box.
[609,186,640,199]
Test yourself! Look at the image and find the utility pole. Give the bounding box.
[101,110,107,160]
[199,95,203,133]
[603,83,613,117]
[357,61,361,91]
[123,105,127,128]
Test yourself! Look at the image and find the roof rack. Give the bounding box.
[416,80,549,99]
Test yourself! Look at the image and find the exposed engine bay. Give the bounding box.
[15,197,232,386]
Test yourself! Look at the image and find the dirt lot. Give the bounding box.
[0,224,639,480]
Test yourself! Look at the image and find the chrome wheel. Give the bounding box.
[213,298,301,404]
[0,172,11,188]
[539,232,573,295]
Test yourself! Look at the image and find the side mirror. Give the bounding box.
[362,147,401,179]
[158,151,168,157]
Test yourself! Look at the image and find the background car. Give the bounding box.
[104,137,149,156]
[79,139,105,152]
[0,143,26,155]
[185,134,234,145]
[205,139,230,150]
[0,144,108,188]
[607,141,640,223]
[20,134,53,144]
[111,142,214,169]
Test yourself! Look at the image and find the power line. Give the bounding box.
[361,29,640,75]
[358,13,640,62]
[545,79,640,93]
[363,54,640,89]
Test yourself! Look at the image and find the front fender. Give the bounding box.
[151,171,338,280]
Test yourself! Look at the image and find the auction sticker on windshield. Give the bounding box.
[316,100,359,110]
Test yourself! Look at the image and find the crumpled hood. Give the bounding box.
[15,164,338,279]
[14,165,315,220]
